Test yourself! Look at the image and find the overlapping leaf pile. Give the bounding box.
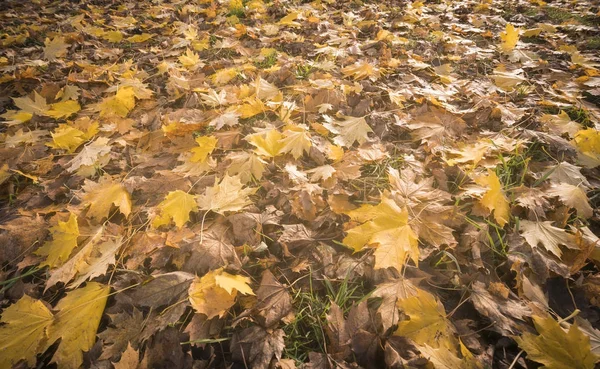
[0,0,599,368]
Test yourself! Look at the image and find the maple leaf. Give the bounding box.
[67,137,112,174]
[190,135,218,163]
[179,48,201,69]
[113,343,139,369]
[35,212,79,268]
[341,61,380,81]
[46,100,81,119]
[0,295,54,369]
[210,111,240,129]
[572,128,600,168]
[247,129,285,158]
[475,169,510,227]
[197,174,257,214]
[44,282,110,369]
[81,177,132,221]
[188,268,254,319]
[395,288,454,349]
[515,315,600,369]
[546,183,593,219]
[13,91,49,115]
[43,36,69,61]
[323,115,373,147]
[98,86,136,118]
[226,151,267,183]
[519,220,576,258]
[500,23,520,53]
[48,122,99,153]
[152,190,198,229]
[279,124,312,159]
[343,194,419,271]
[45,226,121,289]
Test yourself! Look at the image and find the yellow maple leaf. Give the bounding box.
[1,110,33,125]
[343,195,419,270]
[47,122,98,153]
[46,230,121,289]
[44,283,110,369]
[237,97,266,118]
[81,177,132,221]
[179,48,201,69]
[247,129,285,158]
[572,128,600,168]
[475,169,510,227]
[515,315,600,369]
[196,174,257,214]
[46,100,81,119]
[190,136,218,163]
[341,61,380,81]
[0,295,54,369]
[280,124,312,159]
[126,33,153,43]
[35,213,79,268]
[98,86,136,118]
[500,23,520,53]
[395,288,455,349]
[43,36,69,61]
[188,268,254,319]
[152,190,198,229]
[101,30,123,43]
[212,68,238,85]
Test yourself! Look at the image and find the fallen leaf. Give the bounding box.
[152,190,198,229]
[0,295,54,369]
[196,174,257,214]
[515,315,599,369]
[475,169,510,227]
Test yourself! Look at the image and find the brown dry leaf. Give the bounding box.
[255,270,294,328]
[112,343,139,369]
[231,326,285,369]
[98,309,144,360]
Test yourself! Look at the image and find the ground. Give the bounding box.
[0,0,600,368]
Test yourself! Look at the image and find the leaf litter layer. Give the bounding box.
[0,0,599,368]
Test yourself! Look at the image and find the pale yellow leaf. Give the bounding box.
[196,174,257,214]
[44,36,69,61]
